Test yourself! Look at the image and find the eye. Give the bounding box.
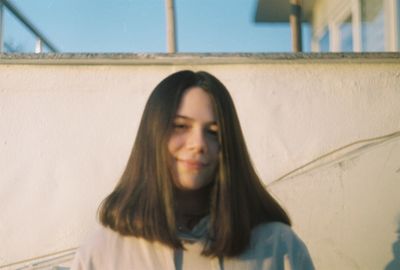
[207,125,219,136]
[207,130,218,137]
[173,123,189,131]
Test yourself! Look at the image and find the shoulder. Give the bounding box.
[250,222,311,253]
[71,225,121,269]
[83,225,122,252]
[246,222,315,270]
[71,225,175,270]
[251,222,301,244]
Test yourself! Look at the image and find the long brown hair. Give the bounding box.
[99,70,290,257]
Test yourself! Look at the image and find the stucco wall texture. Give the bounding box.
[0,55,400,269]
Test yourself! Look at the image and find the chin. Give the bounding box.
[180,184,203,190]
[179,180,206,190]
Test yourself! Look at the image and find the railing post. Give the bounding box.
[0,1,4,53]
[290,0,303,52]
[165,0,177,53]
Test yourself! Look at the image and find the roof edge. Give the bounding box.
[0,53,399,65]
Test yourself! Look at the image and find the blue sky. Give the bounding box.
[3,0,311,53]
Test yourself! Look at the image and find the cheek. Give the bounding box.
[167,135,183,155]
[208,140,220,161]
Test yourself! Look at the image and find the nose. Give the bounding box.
[187,127,207,153]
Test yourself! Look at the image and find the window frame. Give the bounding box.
[385,0,400,51]
[312,0,362,52]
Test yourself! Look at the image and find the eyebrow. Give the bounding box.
[175,115,218,125]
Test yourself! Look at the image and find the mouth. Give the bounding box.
[178,159,208,170]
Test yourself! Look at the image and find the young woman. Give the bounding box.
[72,70,314,270]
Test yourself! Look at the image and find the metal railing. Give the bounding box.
[0,0,58,53]
[0,248,76,270]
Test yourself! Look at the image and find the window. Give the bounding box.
[397,0,400,48]
[330,1,361,52]
[313,0,399,52]
[340,15,354,51]
[312,0,362,52]
[319,30,330,52]
[361,0,385,51]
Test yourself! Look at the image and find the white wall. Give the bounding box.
[1,55,400,269]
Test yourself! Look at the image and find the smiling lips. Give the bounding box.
[178,159,208,170]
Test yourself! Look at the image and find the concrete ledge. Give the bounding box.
[0,52,399,65]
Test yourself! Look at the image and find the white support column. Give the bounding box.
[35,38,42,53]
[329,21,339,52]
[165,0,177,53]
[0,2,4,53]
[352,0,362,52]
[290,0,303,52]
[385,0,399,51]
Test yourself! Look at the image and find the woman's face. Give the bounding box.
[168,87,220,190]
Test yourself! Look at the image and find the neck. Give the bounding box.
[174,183,213,231]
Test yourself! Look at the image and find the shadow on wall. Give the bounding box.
[385,218,400,270]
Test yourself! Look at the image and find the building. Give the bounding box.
[256,0,400,52]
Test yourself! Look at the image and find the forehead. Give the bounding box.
[176,87,216,123]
